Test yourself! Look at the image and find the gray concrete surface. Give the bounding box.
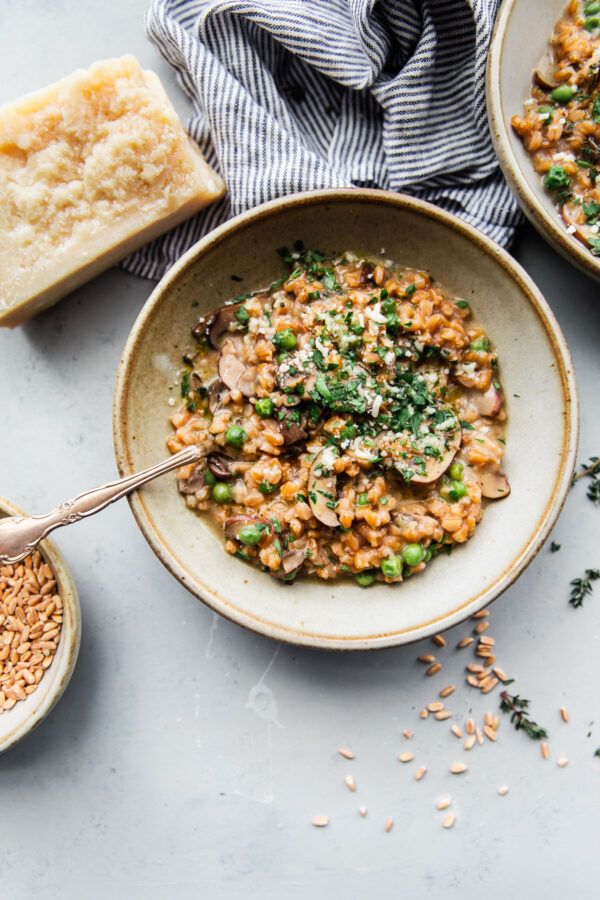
[0,2,599,897]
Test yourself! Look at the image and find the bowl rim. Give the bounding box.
[0,496,81,752]
[113,187,579,650]
[486,0,600,282]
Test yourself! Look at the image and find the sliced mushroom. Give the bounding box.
[278,409,308,445]
[388,418,462,486]
[192,302,242,349]
[307,449,340,527]
[534,56,557,91]
[218,339,258,397]
[270,545,308,580]
[471,383,503,417]
[224,515,271,540]
[479,470,511,500]
[561,201,596,249]
[207,453,235,479]
[177,463,207,495]
[208,378,227,415]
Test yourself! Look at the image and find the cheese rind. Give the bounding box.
[0,56,226,327]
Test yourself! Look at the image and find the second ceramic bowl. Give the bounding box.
[487,0,600,281]
[113,189,578,650]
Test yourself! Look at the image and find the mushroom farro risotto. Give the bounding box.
[512,0,600,256]
[167,246,509,585]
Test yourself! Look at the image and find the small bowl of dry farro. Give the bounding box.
[0,496,80,752]
[114,188,578,650]
[488,0,600,280]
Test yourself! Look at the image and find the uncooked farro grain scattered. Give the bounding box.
[426,663,442,676]
[450,762,468,774]
[466,718,475,734]
[338,748,355,760]
[467,663,484,674]
[484,725,497,742]
[345,775,356,792]
[481,677,499,694]
[475,728,484,745]
[498,786,509,796]
[414,766,427,781]
[440,685,455,698]
[418,654,436,664]
[434,710,452,721]
[466,675,480,688]
[443,814,456,829]
[359,807,367,817]
[451,725,463,739]
[398,752,414,763]
[541,742,550,760]
[479,635,495,646]
[384,817,394,833]
[560,707,569,723]
[474,620,490,634]
[557,755,568,768]
[492,716,500,731]
[403,730,414,739]
[464,734,476,751]
[436,798,451,810]
[493,666,508,682]
[457,636,474,649]
[472,610,489,619]
[427,701,444,712]
[312,815,329,827]
[432,634,446,647]
[485,712,493,727]
[420,708,429,719]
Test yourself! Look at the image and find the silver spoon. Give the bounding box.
[0,445,203,565]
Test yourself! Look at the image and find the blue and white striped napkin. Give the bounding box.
[123,0,522,281]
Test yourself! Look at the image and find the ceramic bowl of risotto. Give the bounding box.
[488,0,600,280]
[0,496,81,752]
[113,188,578,650]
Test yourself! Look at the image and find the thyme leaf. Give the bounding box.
[499,691,548,740]
[569,568,600,608]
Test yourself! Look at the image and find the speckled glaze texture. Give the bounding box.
[487,0,600,281]
[0,497,81,752]
[113,189,578,650]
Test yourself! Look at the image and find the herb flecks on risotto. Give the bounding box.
[512,0,600,256]
[167,246,509,584]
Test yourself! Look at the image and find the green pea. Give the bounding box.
[585,1,600,14]
[469,337,491,352]
[585,15,600,29]
[237,524,267,545]
[449,481,468,501]
[277,352,291,363]
[272,328,297,351]
[381,556,403,578]
[225,425,248,447]
[258,480,278,495]
[544,165,570,190]
[204,468,217,486]
[551,84,574,103]
[355,571,376,587]
[449,462,464,481]
[424,549,432,562]
[212,482,232,504]
[255,398,274,418]
[402,543,425,567]
[356,492,369,506]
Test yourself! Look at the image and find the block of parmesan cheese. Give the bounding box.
[0,55,225,327]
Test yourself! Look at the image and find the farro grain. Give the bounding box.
[426,663,442,676]
[439,685,455,698]
[560,708,569,723]
[443,814,456,828]
[345,776,356,792]
[384,817,394,833]
[427,701,444,712]
[312,816,329,827]
[451,725,463,739]
[434,710,452,721]
[541,742,550,760]
[432,634,446,647]
[414,766,427,781]
[450,763,467,774]
[457,637,474,649]
[398,752,414,763]
[338,748,355,759]
[436,798,451,810]
[464,734,476,751]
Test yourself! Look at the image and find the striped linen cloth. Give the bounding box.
[123,0,522,281]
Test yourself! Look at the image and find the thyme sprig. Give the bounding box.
[499,691,548,740]
[572,456,600,504]
[569,568,600,608]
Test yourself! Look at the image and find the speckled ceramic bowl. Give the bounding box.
[113,189,578,650]
[0,497,81,752]
[487,0,600,281]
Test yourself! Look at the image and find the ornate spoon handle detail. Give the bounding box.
[0,445,203,566]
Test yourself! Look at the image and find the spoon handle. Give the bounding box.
[0,446,203,566]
